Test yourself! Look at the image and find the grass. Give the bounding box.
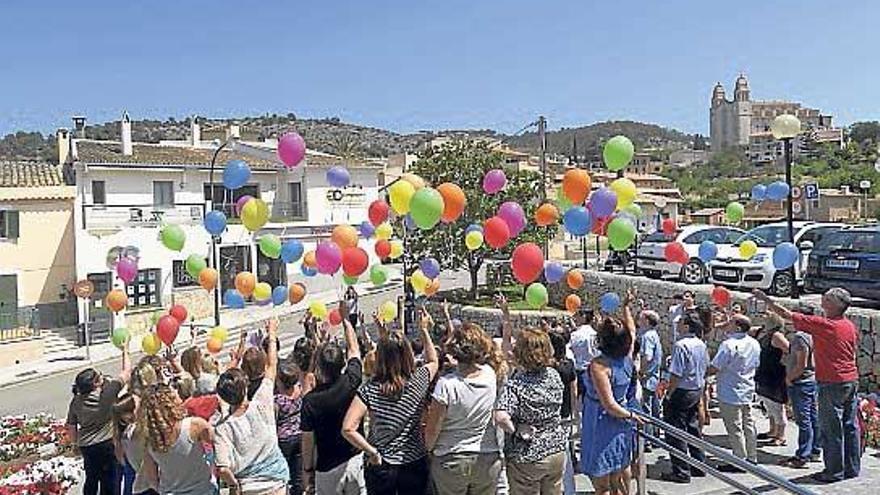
[439,284,559,311]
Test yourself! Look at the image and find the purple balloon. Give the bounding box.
[116,258,139,284]
[326,166,351,188]
[278,132,306,168]
[544,262,565,284]
[465,223,483,235]
[359,220,375,239]
[497,201,526,237]
[419,258,441,279]
[315,242,342,275]
[589,188,618,218]
[234,195,254,215]
[482,169,507,194]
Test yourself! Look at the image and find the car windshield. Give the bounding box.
[643,231,673,242]
[734,226,791,248]
[817,230,880,253]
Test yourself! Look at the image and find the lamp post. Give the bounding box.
[207,139,231,326]
[770,114,801,299]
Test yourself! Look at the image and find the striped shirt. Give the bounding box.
[357,366,432,464]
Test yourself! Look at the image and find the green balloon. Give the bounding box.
[556,188,573,210]
[409,187,444,230]
[111,327,129,350]
[726,202,745,224]
[621,203,643,218]
[603,135,634,172]
[150,310,163,326]
[185,254,206,279]
[607,217,637,250]
[259,234,282,259]
[525,283,549,309]
[369,264,388,286]
[343,274,359,285]
[160,224,186,252]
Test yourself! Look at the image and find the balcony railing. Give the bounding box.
[273,201,307,221]
[82,203,206,230]
[0,307,40,342]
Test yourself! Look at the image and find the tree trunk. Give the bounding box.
[468,254,480,300]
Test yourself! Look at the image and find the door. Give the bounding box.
[0,274,17,330]
[87,272,113,341]
[257,250,287,289]
[219,245,252,294]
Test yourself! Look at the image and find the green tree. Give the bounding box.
[407,141,553,298]
[849,121,880,145]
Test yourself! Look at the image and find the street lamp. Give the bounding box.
[207,138,231,326]
[771,114,801,298]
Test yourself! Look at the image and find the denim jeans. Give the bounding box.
[818,381,861,480]
[663,388,706,479]
[788,380,821,460]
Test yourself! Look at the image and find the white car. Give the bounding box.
[636,225,745,284]
[707,221,842,297]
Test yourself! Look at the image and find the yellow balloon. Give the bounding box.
[389,180,415,215]
[389,240,404,259]
[378,300,398,323]
[401,173,426,190]
[375,222,393,241]
[309,300,328,320]
[465,231,483,251]
[209,326,229,342]
[410,269,430,293]
[241,198,269,232]
[142,333,162,355]
[739,240,758,260]
[609,178,638,209]
[253,282,272,301]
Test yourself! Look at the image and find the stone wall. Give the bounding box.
[422,302,564,336]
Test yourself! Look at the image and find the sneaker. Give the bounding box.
[717,464,745,473]
[780,457,808,469]
[661,472,691,484]
[757,432,771,440]
[691,468,706,478]
[809,453,822,463]
[811,472,842,483]
[643,445,653,454]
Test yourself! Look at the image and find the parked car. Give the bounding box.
[707,221,841,297]
[636,225,745,283]
[805,225,880,300]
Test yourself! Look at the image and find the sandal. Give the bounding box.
[768,438,787,447]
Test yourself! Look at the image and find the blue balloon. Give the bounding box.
[563,207,592,236]
[419,257,441,279]
[222,159,251,190]
[255,297,272,307]
[301,264,317,277]
[544,262,565,283]
[600,292,621,313]
[203,210,227,236]
[272,286,288,306]
[766,181,790,201]
[224,289,245,309]
[404,214,416,231]
[465,223,483,235]
[772,242,799,270]
[326,166,351,188]
[751,184,767,202]
[698,240,718,263]
[359,221,375,239]
[281,240,304,264]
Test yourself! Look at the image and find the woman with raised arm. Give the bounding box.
[342,307,439,494]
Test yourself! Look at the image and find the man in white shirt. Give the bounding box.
[569,309,598,372]
[668,291,695,342]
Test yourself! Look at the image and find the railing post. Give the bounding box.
[637,423,647,495]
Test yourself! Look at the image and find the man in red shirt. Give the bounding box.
[753,287,860,483]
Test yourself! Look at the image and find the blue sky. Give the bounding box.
[2,1,879,136]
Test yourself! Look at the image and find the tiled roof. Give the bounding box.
[0,161,63,187]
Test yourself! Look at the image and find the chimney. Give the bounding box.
[56,129,70,165]
[121,111,132,156]
[226,122,241,141]
[190,116,201,146]
[72,116,87,138]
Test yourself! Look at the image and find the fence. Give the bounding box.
[0,307,40,342]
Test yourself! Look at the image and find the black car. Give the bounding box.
[805,225,880,300]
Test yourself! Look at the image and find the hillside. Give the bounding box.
[507,120,695,156]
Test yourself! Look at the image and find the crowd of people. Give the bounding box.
[64,283,864,495]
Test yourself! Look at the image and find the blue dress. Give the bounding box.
[580,355,638,477]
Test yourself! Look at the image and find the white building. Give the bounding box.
[61,114,382,336]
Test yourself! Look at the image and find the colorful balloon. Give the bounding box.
[203,210,227,236]
[368,199,390,226]
[609,178,637,209]
[773,242,799,270]
[535,203,560,226]
[199,267,218,291]
[359,221,375,239]
[698,241,718,263]
[410,187,445,230]
[375,222,393,241]
[621,203,643,219]
[556,187,573,212]
[288,283,306,304]
[566,270,584,290]
[209,326,229,342]
[160,224,186,252]
[234,272,256,297]
[142,333,162,355]
[401,173,426,190]
[328,308,343,327]
[370,264,389,286]
[169,304,188,324]
[482,169,506,194]
[343,274,359,285]
[766,181,790,201]
[309,301,328,320]
[465,223,483,235]
[465,231,484,251]
[156,315,180,346]
[739,240,758,260]
[498,202,526,237]
[272,286,288,306]
[600,292,621,313]
[342,247,369,276]
[711,286,732,307]
[751,184,767,202]
[664,242,689,265]
[277,132,306,168]
[661,218,677,236]
[562,169,592,205]
[281,240,304,264]
[302,250,317,268]
[111,327,129,350]
[565,294,582,313]
[332,224,359,249]
[184,255,206,280]
[603,135,634,171]
[437,183,466,223]
[106,289,128,313]
[234,195,254,215]
[607,218,637,251]
[315,242,342,274]
[389,180,416,215]
[511,243,544,284]
[589,188,618,218]
[483,216,511,249]
[525,283,549,309]
[206,337,224,354]
[259,234,282,259]
[726,202,745,224]
[326,166,351,188]
[116,258,139,284]
[410,269,430,293]
[301,265,317,277]
[563,206,592,236]
[224,289,246,309]
[389,240,404,259]
[223,159,251,190]
[253,282,272,302]
[425,278,441,296]
[378,300,397,323]
[419,258,441,279]
[375,239,392,259]
[544,262,565,284]
[240,198,269,232]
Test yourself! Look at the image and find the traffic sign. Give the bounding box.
[859,180,872,191]
[791,186,802,200]
[875,158,880,173]
[803,183,820,200]
[792,202,802,214]
[73,279,95,299]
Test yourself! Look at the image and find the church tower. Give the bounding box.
[733,74,752,146]
[710,82,728,151]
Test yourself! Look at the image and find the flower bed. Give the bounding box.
[0,414,74,462]
[860,394,880,449]
[0,457,82,495]
[0,414,80,494]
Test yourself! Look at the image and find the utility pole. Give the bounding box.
[538,116,548,257]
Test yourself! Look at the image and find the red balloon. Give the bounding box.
[664,242,689,265]
[483,216,511,249]
[591,216,610,236]
[156,315,180,346]
[662,218,677,237]
[169,304,188,324]
[342,247,369,276]
[511,243,544,284]
[712,286,732,307]
[328,308,343,326]
[368,200,390,227]
[375,239,392,259]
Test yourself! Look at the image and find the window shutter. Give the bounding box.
[7,211,19,239]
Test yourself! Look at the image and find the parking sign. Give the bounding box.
[803,183,820,200]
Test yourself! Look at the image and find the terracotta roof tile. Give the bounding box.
[0,161,63,187]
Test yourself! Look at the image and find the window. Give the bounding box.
[683,231,707,244]
[172,259,207,288]
[92,181,106,205]
[153,181,175,208]
[800,227,838,247]
[288,182,306,219]
[0,211,20,240]
[125,269,162,308]
[203,183,259,217]
[723,229,744,244]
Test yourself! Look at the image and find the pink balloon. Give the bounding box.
[234,195,253,214]
[482,169,507,194]
[497,201,526,237]
[315,242,342,275]
[278,132,306,168]
[116,258,138,284]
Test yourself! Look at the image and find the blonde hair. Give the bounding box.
[138,384,185,453]
[513,328,555,372]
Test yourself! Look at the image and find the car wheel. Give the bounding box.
[771,271,794,297]
[681,259,705,284]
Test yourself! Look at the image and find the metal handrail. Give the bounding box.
[632,409,816,495]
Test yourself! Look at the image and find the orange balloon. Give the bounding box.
[562,169,592,205]
[437,183,466,223]
[534,203,560,226]
[401,173,426,190]
[425,278,441,296]
[234,271,256,297]
[566,270,584,290]
[331,224,359,249]
[288,283,306,304]
[206,336,223,354]
[302,250,317,268]
[565,294,582,313]
[105,289,128,313]
[198,267,218,291]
